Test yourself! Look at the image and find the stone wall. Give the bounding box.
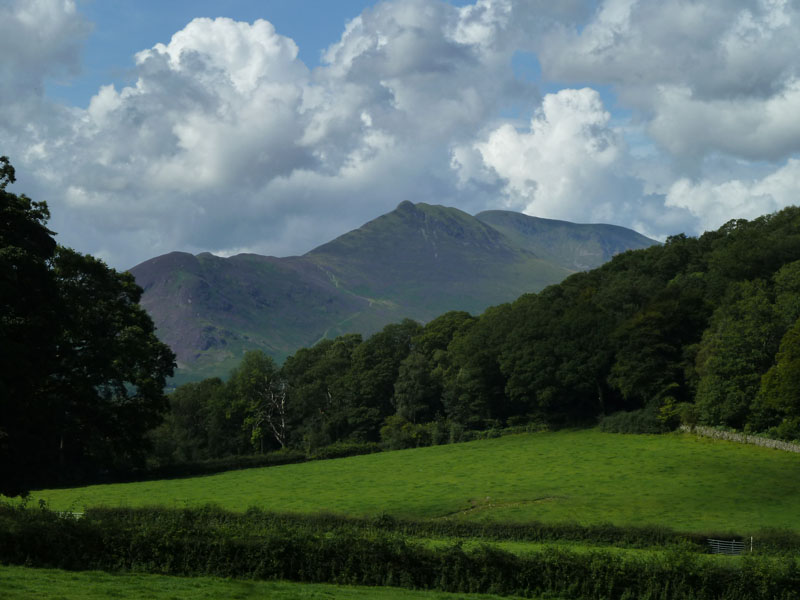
[680,425,800,453]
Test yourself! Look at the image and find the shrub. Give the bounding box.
[308,441,381,461]
[599,407,669,434]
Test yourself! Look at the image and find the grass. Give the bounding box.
[0,565,532,600]
[25,430,800,534]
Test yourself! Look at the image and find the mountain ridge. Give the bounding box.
[130,202,658,381]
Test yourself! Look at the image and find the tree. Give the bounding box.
[443,304,514,428]
[500,272,616,426]
[228,351,286,452]
[393,311,474,424]
[149,377,238,463]
[694,280,782,429]
[393,351,440,424]
[752,317,800,438]
[344,318,422,439]
[0,159,175,495]
[281,334,362,450]
[1,158,61,495]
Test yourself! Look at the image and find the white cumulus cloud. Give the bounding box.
[455,88,626,222]
[665,159,800,232]
[537,0,800,164]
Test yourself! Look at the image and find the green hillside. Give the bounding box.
[475,210,657,271]
[29,430,800,534]
[307,201,570,313]
[130,202,656,381]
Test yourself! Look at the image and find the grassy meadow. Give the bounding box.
[28,429,800,534]
[0,565,531,600]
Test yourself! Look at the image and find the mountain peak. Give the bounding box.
[396,199,416,212]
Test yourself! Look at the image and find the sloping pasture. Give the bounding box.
[28,430,800,534]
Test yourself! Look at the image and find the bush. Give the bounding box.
[308,441,381,461]
[599,408,669,434]
[380,416,432,450]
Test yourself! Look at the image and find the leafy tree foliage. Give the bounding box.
[149,377,235,463]
[228,351,285,452]
[281,334,362,450]
[341,319,422,440]
[443,304,516,428]
[753,317,800,438]
[393,311,474,424]
[694,281,783,429]
[0,158,175,496]
[48,248,176,473]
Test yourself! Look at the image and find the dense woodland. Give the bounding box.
[154,205,800,464]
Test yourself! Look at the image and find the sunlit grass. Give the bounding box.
[26,430,800,534]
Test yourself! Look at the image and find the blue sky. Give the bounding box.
[47,1,388,106]
[3,0,800,270]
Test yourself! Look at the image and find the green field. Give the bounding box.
[0,565,531,600]
[29,430,800,534]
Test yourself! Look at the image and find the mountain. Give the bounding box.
[475,210,657,271]
[130,202,658,381]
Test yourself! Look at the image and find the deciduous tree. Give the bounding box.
[0,158,175,495]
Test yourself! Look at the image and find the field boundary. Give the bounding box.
[681,425,800,453]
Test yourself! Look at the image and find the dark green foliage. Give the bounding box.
[393,311,475,425]
[0,158,59,497]
[281,333,363,450]
[307,441,381,461]
[150,377,244,463]
[694,280,784,429]
[500,271,618,425]
[753,317,800,439]
[228,350,285,451]
[393,352,441,423]
[3,504,800,600]
[47,248,176,476]
[442,304,516,428]
[342,319,422,441]
[493,206,800,433]
[379,415,434,449]
[0,159,175,496]
[599,408,670,434]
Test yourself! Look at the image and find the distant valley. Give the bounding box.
[130,201,657,380]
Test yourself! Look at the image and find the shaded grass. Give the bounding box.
[0,565,532,600]
[24,430,800,534]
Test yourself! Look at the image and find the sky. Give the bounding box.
[2,0,800,271]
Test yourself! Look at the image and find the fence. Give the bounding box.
[707,538,748,555]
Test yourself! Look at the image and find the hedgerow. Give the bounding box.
[2,505,799,599]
